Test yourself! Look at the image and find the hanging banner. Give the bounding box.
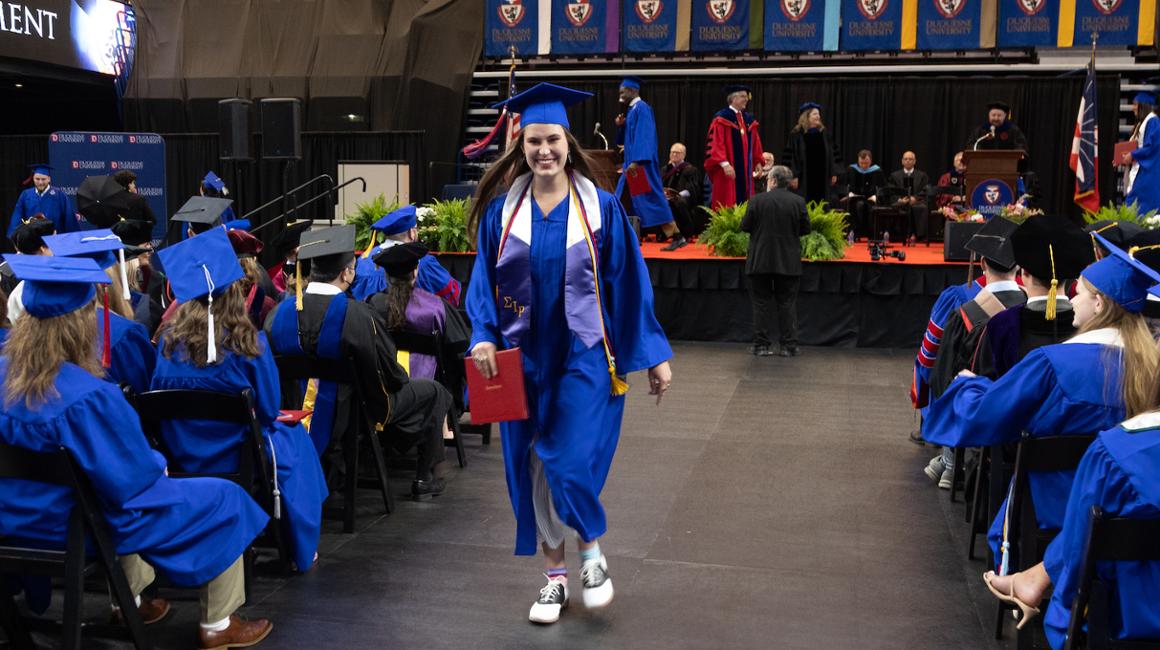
[692,0,751,50]
[486,0,544,56]
[1071,0,1141,46]
[997,0,1058,46]
[552,0,620,54]
[624,0,679,51]
[764,0,838,50]
[842,0,904,49]
[915,0,989,49]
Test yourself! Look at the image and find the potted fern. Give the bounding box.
[1082,201,1160,229]
[801,200,848,261]
[344,193,400,252]
[699,202,749,258]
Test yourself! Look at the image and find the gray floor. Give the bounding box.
[26,343,1010,649]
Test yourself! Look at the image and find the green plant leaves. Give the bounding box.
[342,194,475,253]
[699,202,749,258]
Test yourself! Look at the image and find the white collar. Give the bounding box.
[629,97,641,108]
[1025,295,1048,305]
[1064,327,1124,347]
[729,106,740,113]
[986,280,1020,294]
[305,281,344,296]
[37,185,50,196]
[1121,411,1160,431]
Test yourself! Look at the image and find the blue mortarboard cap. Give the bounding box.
[799,101,822,114]
[492,82,593,129]
[620,76,642,90]
[3,254,109,318]
[1134,91,1158,105]
[224,218,251,231]
[1082,233,1160,313]
[43,229,123,270]
[156,227,244,302]
[372,205,418,235]
[203,171,226,192]
[28,164,52,176]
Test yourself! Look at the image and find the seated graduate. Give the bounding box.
[156,197,245,328]
[5,216,55,321]
[228,228,279,328]
[367,242,470,382]
[42,230,156,395]
[111,217,168,336]
[264,225,452,499]
[266,220,312,298]
[976,215,1092,378]
[983,400,1160,647]
[843,149,886,240]
[153,228,328,574]
[0,254,273,648]
[924,234,1158,569]
[350,205,462,305]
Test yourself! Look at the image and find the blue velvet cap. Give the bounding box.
[43,229,123,270]
[798,101,822,114]
[203,171,226,192]
[1083,233,1160,313]
[156,227,244,302]
[3,254,109,318]
[1133,91,1157,105]
[492,82,593,129]
[620,76,642,90]
[28,164,52,176]
[372,205,417,235]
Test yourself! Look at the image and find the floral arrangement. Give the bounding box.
[939,205,983,222]
[416,198,474,253]
[997,203,1044,224]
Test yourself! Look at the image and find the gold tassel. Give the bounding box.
[295,262,303,311]
[1046,244,1058,321]
[609,364,629,395]
[362,231,376,259]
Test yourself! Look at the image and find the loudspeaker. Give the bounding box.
[218,98,252,160]
[943,220,985,262]
[261,98,302,159]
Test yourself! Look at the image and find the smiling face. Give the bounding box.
[857,153,873,170]
[522,123,569,181]
[807,109,822,129]
[988,108,1007,127]
[618,85,638,104]
[729,91,749,111]
[669,143,687,165]
[1072,277,1104,330]
[32,173,50,192]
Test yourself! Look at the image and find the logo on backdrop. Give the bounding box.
[1017,0,1045,15]
[970,178,1014,214]
[781,0,811,20]
[636,0,663,22]
[498,0,526,26]
[707,0,736,23]
[1091,0,1120,14]
[858,0,888,20]
[934,0,965,18]
[565,0,593,25]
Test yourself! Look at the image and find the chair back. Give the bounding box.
[1008,434,1097,570]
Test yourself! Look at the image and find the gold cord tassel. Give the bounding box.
[362,231,376,259]
[1045,244,1058,321]
[295,262,303,311]
[609,364,629,395]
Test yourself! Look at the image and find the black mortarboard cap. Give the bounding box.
[965,217,1018,269]
[174,196,234,225]
[11,217,55,254]
[987,101,1011,114]
[1011,216,1094,282]
[1085,220,1144,248]
[296,225,356,262]
[111,218,154,246]
[373,242,427,278]
[1128,229,1160,273]
[725,84,751,96]
[272,220,314,258]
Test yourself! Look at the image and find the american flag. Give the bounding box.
[1069,55,1100,213]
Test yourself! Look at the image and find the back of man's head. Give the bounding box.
[981,257,1017,279]
[769,165,793,189]
[309,252,356,284]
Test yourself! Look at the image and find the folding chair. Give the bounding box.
[390,328,468,468]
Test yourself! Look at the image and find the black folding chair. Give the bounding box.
[275,354,394,533]
[134,387,291,585]
[390,328,468,468]
[1064,507,1160,650]
[0,443,150,650]
[996,433,1097,647]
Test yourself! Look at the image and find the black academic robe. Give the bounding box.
[929,286,1027,399]
[844,165,887,238]
[966,122,1029,160]
[662,161,704,236]
[783,128,842,205]
[976,299,1077,379]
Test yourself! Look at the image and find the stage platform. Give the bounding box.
[435,239,971,349]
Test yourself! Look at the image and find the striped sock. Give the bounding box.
[579,541,601,565]
[546,567,568,582]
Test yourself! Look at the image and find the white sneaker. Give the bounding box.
[528,575,568,624]
[938,467,954,490]
[579,555,614,609]
[924,455,946,482]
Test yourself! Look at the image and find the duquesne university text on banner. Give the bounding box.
[692,0,753,50]
[486,0,551,56]
[552,0,621,54]
[624,0,691,51]
[764,0,840,50]
[996,0,1058,47]
[842,0,904,50]
[914,0,994,49]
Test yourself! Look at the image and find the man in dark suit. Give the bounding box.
[887,151,932,241]
[740,165,811,357]
[661,142,704,245]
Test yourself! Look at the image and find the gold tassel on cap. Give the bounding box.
[1045,244,1058,321]
[295,262,303,311]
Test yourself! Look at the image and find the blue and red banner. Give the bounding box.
[915,0,986,49]
[552,0,620,54]
[486,0,542,56]
[692,0,751,51]
[764,0,838,50]
[1070,57,1099,212]
[624,0,679,51]
[841,0,904,50]
[997,0,1058,46]
[1072,0,1140,46]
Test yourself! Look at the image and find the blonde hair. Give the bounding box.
[794,109,825,133]
[1079,277,1159,418]
[103,266,135,319]
[159,282,260,366]
[3,302,101,408]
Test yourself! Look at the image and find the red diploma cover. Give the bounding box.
[277,410,312,424]
[626,166,651,196]
[1114,141,1138,167]
[464,348,529,424]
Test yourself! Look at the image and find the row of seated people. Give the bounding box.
[0,206,469,648]
[908,214,1160,648]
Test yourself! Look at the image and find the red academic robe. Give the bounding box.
[705,108,764,208]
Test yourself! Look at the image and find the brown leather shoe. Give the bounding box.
[198,615,273,649]
[111,597,171,625]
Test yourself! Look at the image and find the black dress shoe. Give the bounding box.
[660,237,688,252]
[909,429,926,446]
[412,477,446,500]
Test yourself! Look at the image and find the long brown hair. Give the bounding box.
[793,109,825,133]
[159,282,260,365]
[468,129,599,245]
[3,302,102,408]
[1079,277,1159,418]
[103,266,135,319]
[384,272,415,331]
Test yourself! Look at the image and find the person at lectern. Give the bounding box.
[965,101,1029,159]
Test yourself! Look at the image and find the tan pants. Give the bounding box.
[118,554,245,623]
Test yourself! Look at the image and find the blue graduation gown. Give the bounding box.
[1126,115,1160,216]
[351,250,461,305]
[0,359,268,587]
[912,278,983,411]
[467,190,672,555]
[1041,421,1160,649]
[150,332,328,571]
[97,307,156,395]
[6,186,76,237]
[924,342,1126,561]
[613,99,673,229]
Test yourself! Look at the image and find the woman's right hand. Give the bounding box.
[471,342,499,379]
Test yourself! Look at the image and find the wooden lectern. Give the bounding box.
[961,149,1025,203]
[586,150,621,193]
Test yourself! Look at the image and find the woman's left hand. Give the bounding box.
[648,361,672,406]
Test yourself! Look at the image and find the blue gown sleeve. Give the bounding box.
[417,255,462,306]
[923,348,1056,447]
[247,333,286,427]
[111,320,158,395]
[1135,122,1159,169]
[7,191,28,237]
[466,198,504,350]
[624,103,659,166]
[59,191,78,233]
[599,193,672,374]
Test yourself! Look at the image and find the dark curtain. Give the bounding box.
[562,74,1121,219]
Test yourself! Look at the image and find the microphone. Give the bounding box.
[973,126,996,151]
[593,122,609,150]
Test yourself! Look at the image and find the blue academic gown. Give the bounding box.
[1126,115,1160,216]
[0,359,268,588]
[614,99,673,229]
[1040,420,1160,649]
[97,307,156,395]
[467,190,673,555]
[923,340,1126,562]
[7,186,77,237]
[150,332,328,571]
[912,278,984,411]
[352,249,461,305]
